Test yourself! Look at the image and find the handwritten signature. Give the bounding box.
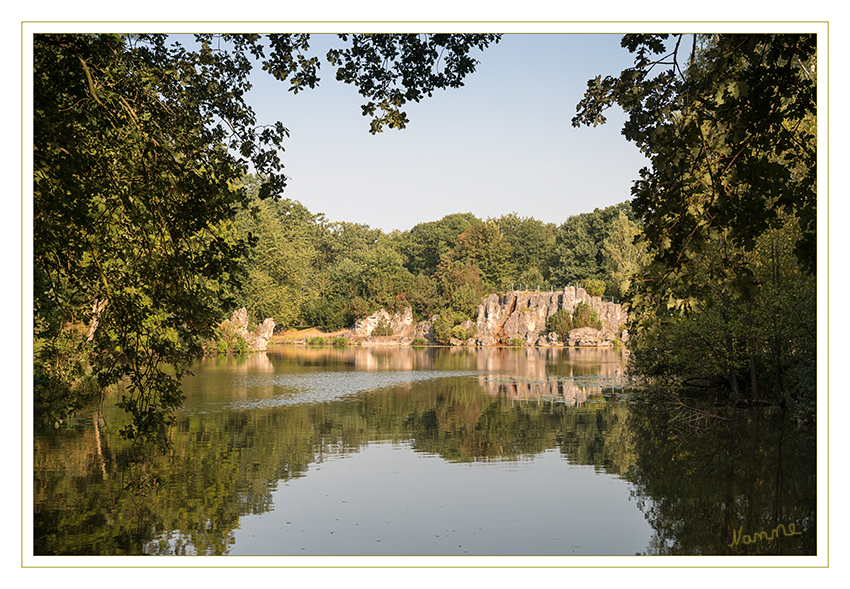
[729,523,802,547]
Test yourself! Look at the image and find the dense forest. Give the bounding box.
[227,175,640,333]
[33,33,818,450]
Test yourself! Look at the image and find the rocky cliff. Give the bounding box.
[471,287,627,347]
[354,287,628,347]
[353,306,414,337]
[227,308,276,351]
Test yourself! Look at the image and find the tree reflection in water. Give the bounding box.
[33,347,815,556]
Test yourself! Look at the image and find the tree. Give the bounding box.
[574,34,816,407]
[625,219,815,411]
[550,202,631,286]
[443,222,516,290]
[299,219,416,328]
[34,33,500,446]
[551,213,600,284]
[572,302,603,330]
[492,213,557,282]
[356,244,414,313]
[231,176,316,329]
[405,273,444,320]
[573,34,816,311]
[401,212,481,276]
[582,278,606,297]
[545,309,572,340]
[601,211,650,298]
[434,260,486,319]
[34,34,275,445]
[325,34,501,134]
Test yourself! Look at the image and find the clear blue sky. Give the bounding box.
[245,34,650,232]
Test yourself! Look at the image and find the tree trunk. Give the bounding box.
[729,359,741,401]
[749,349,760,402]
[720,288,741,401]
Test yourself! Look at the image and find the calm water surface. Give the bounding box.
[33,346,816,556]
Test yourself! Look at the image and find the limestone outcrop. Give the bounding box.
[412,315,438,344]
[227,308,275,351]
[338,288,627,348]
[469,287,627,347]
[565,326,616,347]
[353,306,414,338]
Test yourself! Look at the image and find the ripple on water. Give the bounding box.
[226,370,488,410]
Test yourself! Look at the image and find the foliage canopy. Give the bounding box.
[574,34,816,312]
[33,33,500,446]
[574,34,817,409]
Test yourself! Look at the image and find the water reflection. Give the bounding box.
[253,345,629,376]
[33,346,816,557]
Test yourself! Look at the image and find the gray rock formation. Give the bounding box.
[353,306,414,338]
[468,287,627,347]
[347,288,627,348]
[565,326,615,347]
[228,308,275,351]
[412,315,438,344]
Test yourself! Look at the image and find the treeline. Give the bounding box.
[225,176,647,333]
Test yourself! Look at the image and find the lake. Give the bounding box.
[32,346,816,557]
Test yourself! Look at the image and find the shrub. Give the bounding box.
[572,302,602,330]
[204,321,249,355]
[583,278,606,297]
[545,309,573,340]
[233,336,249,354]
[306,336,327,346]
[509,337,525,347]
[451,323,477,341]
[451,310,471,324]
[411,337,428,347]
[371,318,394,337]
[433,310,455,344]
[451,324,466,340]
[331,337,350,347]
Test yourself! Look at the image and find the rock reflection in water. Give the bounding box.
[184,346,630,408]
[264,345,628,378]
[477,375,593,405]
[469,347,629,404]
[193,352,277,400]
[33,345,816,557]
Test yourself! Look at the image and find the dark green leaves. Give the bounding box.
[575,34,816,404]
[326,34,501,133]
[263,34,322,93]
[34,33,502,445]
[576,34,816,303]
